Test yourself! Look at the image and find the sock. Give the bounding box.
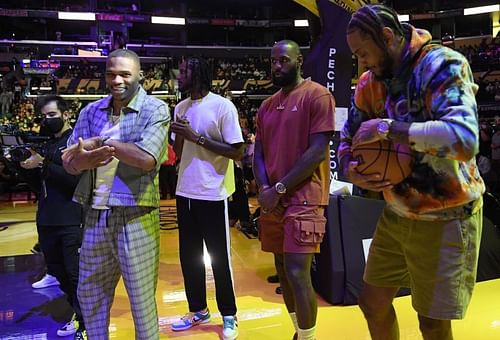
[289,312,299,332]
[297,325,316,340]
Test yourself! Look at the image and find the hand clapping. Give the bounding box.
[62,137,115,173]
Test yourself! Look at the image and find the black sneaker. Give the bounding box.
[267,274,279,283]
[30,242,41,254]
[57,314,76,336]
[74,329,87,340]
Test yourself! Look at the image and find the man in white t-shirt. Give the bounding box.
[170,57,245,340]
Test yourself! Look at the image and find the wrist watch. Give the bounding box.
[197,135,206,145]
[377,119,394,140]
[275,182,287,195]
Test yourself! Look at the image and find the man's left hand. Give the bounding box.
[258,186,281,213]
[352,118,383,148]
[20,149,44,169]
[171,118,199,143]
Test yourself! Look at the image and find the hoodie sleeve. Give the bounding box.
[408,48,479,161]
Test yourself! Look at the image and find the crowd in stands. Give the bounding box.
[477,79,500,103]
[2,35,500,200]
[478,116,500,197]
[210,57,270,80]
[456,36,500,72]
[456,35,500,103]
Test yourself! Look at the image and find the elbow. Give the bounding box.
[231,144,246,161]
[452,128,479,161]
[142,156,157,172]
[312,146,328,165]
[233,149,245,161]
[456,141,478,162]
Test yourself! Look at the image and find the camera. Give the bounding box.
[1,125,52,163]
[7,146,33,162]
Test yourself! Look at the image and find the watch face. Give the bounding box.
[378,121,388,133]
[377,121,390,137]
[275,182,286,194]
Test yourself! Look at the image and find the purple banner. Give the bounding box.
[302,0,352,108]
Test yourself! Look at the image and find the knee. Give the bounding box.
[284,263,310,288]
[358,293,377,318]
[418,316,451,336]
[358,292,390,320]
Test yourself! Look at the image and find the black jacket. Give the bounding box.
[22,129,83,226]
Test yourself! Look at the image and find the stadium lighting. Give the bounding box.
[398,15,410,22]
[294,19,309,27]
[464,4,500,16]
[58,12,96,21]
[151,16,185,25]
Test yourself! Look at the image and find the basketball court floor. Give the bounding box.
[1,199,499,339]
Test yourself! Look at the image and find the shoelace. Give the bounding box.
[181,312,195,322]
[181,311,207,322]
[224,318,236,329]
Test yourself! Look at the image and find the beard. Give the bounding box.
[272,65,298,87]
[373,50,394,81]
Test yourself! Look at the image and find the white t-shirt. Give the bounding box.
[174,92,243,201]
[92,119,120,209]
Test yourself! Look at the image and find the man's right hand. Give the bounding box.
[62,137,115,174]
[344,160,393,192]
[64,136,107,154]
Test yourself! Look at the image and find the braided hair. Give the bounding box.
[186,56,212,92]
[347,4,407,49]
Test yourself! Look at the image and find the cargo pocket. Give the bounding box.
[293,214,327,245]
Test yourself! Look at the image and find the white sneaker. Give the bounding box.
[222,316,239,340]
[57,315,77,337]
[32,274,60,289]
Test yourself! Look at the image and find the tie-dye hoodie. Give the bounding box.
[339,25,485,221]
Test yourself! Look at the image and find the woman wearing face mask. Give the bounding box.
[19,95,86,340]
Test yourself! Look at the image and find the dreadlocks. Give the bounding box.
[347,4,407,50]
[186,56,212,92]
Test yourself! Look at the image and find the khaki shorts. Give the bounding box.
[364,206,483,320]
[259,204,326,254]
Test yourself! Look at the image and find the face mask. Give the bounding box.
[42,117,64,134]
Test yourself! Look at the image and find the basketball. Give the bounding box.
[352,140,413,185]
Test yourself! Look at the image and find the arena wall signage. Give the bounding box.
[295,0,377,181]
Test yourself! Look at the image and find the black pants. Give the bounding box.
[229,166,251,223]
[38,224,84,325]
[159,165,177,198]
[176,196,237,316]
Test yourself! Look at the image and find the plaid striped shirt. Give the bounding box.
[69,87,170,207]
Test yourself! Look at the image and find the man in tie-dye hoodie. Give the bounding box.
[339,4,484,340]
